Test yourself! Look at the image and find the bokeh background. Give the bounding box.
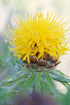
[0,0,70,93]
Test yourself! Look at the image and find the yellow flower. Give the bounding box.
[7,12,69,63]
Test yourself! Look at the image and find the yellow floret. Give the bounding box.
[7,12,70,63]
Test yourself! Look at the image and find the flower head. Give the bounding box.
[7,12,69,63]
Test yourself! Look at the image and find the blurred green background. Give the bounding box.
[0,0,70,93]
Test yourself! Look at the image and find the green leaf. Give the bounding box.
[41,75,51,93]
[35,72,41,92]
[45,72,56,89]
[45,72,58,96]
[20,72,36,92]
[0,71,31,86]
[35,72,53,93]
[0,71,35,103]
[49,70,70,84]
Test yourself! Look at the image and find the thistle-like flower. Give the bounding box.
[7,12,69,68]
